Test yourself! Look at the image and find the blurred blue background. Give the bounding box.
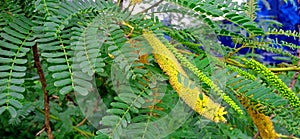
[218,0,299,64]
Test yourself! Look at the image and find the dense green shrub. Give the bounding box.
[0,0,299,138]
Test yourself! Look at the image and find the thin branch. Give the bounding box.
[118,0,124,8]
[177,48,300,72]
[36,108,60,121]
[289,25,300,89]
[33,45,53,139]
[226,44,249,58]
[278,134,300,139]
[35,127,45,136]
[129,3,137,15]
[289,53,300,89]
[36,107,94,137]
[226,58,300,72]
[76,118,87,127]
[72,126,94,137]
[252,131,260,139]
[268,66,300,72]
[139,0,164,14]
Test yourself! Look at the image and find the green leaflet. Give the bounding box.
[0,15,34,118]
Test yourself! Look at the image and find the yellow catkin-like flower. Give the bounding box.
[237,95,278,139]
[131,0,143,4]
[164,41,243,115]
[248,111,278,139]
[142,30,227,122]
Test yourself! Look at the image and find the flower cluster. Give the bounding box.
[130,0,143,4]
[226,65,256,80]
[243,58,300,110]
[143,30,227,122]
[164,41,243,115]
[237,95,278,139]
[248,108,278,139]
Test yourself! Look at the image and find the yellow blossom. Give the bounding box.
[131,0,142,4]
[143,30,227,122]
[238,95,278,139]
[248,109,278,139]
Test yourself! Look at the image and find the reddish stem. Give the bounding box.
[33,45,53,139]
[289,25,300,89]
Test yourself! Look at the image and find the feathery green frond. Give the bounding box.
[1,0,300,138]
[0,15,34,118]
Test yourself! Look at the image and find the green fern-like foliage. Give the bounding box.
[1,0,300,138]
[0,15,34,118]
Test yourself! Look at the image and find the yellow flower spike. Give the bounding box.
[248,108,278,139]
[159,36,243,115]
[237,95,278,139]
[143,30,227,122]
[130,0,143,4]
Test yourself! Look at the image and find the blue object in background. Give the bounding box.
[219,0,300,64]
[162,0,299,64]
